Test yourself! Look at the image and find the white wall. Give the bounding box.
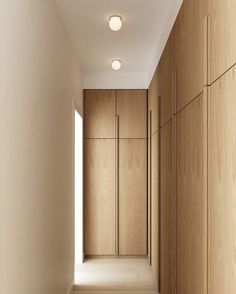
[0,1,82,293]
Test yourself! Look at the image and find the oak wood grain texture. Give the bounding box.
[148,69,160,134]
[74,258,158,292]
[208,0,236,84]
[116,90,147,138]
[151,131,159,282]
[84,139,116,255]
[175,0,207,111]
[159,28,175,126]
[209,66,236,294]
[84,90,115,138]
[177,93,207,294]
[119,139,147,255]
[160,119,176,294]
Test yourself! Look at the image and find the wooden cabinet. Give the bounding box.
[175,0,207,111]
[176,93,207,294]
[119,139,147,255]
[209,0,236,83]
[151,131,159,280]
[116,90,147,138]
[160,29,175,125]
[160,119,176,294]
[84,90,147,257]
[84,90,116,138]
[84,139,116,255]
[209,66,236,294]
[148,70,160,134]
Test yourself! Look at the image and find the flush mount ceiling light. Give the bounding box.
[109,15,122,31]
[112,60,121,71]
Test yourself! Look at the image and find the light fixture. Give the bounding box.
[112,60,121,71]
[109,15,122,31]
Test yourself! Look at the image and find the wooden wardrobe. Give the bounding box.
[83,89,147,257]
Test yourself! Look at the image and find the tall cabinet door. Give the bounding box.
[209,66,236,294]
[119,139,147,255]
[116,90,147,138]
[84,139,116,255]
[84,90,116,138]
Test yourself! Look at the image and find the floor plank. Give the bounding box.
[74,258,158,292]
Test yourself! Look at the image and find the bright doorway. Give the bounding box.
[75,110,83,266]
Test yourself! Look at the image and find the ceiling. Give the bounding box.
[54,0,182,89]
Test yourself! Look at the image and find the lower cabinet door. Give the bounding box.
[177,93,207,294]
[151,131,159,280]
[160,119,176,294]
[84,139,116,255]
[209,66,236,294]
[119,139,147,255]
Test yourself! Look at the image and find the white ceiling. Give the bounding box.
[54,0,182,89]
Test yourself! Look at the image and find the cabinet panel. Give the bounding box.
[209,0,236,83]
[175,0,206,111]
[84,139,116,255]
[209,66,236,294]
[148,70,160,134]
[160,119,175,294]
[177,93,207,294]
[119,139,147,255]
[160,29,175,125]
[117,90,147,138]
[151,131,159,280]
[84,90,115,138]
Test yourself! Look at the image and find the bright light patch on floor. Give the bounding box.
[75,110,83,266]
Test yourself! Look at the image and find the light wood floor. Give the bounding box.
[74,257,158,293]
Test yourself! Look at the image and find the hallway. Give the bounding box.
[1,1,236,294]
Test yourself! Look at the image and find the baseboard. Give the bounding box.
[73,291,158,294]
[67,283,74,294]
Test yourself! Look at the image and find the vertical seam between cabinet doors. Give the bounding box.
[207,86,210,294]
[114,91,117,255]
[158,96,161,293]
[115,90,119,255]
[83,91,86,257]
[150,110,152,265]
[147,91,149,259]
[175,115,178,294]
[172,114,177,293]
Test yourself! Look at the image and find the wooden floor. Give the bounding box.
[74,257,158,293]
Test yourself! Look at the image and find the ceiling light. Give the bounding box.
[109,15,122,31]
[112,60,121,71]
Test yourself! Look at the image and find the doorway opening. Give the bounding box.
[74,110,83,267]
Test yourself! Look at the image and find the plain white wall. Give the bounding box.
[0,1,82,293]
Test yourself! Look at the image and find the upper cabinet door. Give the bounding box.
[148,70,160,134]
[116,90,147,138]
[175,0,207,111]
[160,28,175,126]
[84,90,115,138]
[209,0,236,84]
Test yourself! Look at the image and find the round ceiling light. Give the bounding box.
[112,60,121,71]
[109,15,122,31]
